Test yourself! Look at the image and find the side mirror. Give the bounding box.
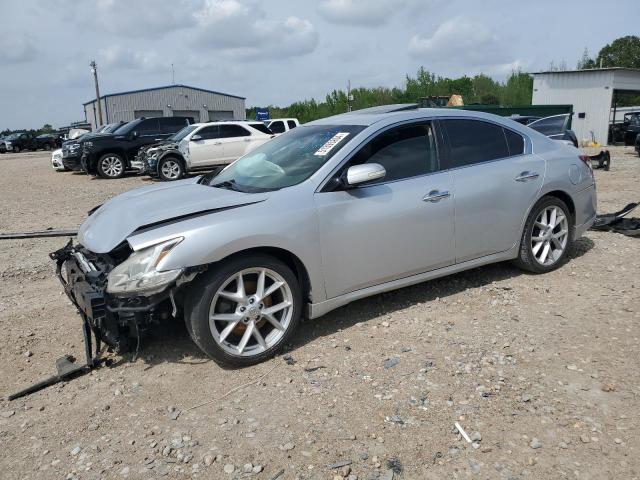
[346,163,386,186]
[191,135,202,141]
[130,131,138,139]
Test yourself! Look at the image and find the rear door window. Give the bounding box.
[347,122,438,183]
[443,119,510,168]
[287,120,297,129]
[137,118,161,136]
[269,121,285,134]
[219,125,251,138]
[161,117,188,134]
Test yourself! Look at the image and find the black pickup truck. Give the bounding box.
[80,116,193,178]
[0,132,58,152]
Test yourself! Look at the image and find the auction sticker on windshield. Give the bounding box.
[314,132,350,156]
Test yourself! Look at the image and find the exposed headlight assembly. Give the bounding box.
[107,237,184,295]
[83,141,93,150]
[5,141,12,148]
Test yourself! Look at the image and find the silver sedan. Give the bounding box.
[61,107,597,366]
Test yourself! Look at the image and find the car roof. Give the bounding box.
[191,120,257,127]
[307,107,516,127]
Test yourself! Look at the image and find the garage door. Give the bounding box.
[134,110,163,119]
[173,110,200,123]
[208,110,235,121]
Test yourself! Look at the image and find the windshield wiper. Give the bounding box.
[211,179,242,192]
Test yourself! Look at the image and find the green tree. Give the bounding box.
[40,123,54,133]
[595,35,640,68]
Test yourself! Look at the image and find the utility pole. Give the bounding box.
[347,80,353,112]
[171,63,175,84]
[90,60,103,127]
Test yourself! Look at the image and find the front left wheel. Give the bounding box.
[158,156,184,181]
[185,254,302,367]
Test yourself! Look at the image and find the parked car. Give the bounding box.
[136,121,275,181]
[266,118,299,135]
[53,107,596,366]
[51,148,65,171]
[527,114,578,148]
[1,132,37,152]
[635,133,640,157]
[62,122,127,171]
[80,117,193,178]
[609,111,640,145]
[35,133,58,151]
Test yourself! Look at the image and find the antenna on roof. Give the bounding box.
[171,63,175,84]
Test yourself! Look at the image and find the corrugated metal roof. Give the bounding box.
[531,67,640,75]
[83,84,245,105]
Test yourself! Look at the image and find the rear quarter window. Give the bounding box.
[269,121,285,134]
[504,128,525,156]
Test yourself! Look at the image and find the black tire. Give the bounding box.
[157,156,184,181]
[513,195,573,274]
[97,153,126,179]
[185,254,302,367]
[44,144,52,151]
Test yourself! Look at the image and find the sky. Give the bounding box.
[0,0,638,130]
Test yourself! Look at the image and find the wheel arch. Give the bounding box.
[541,190,576,224]
[159,152,186,171]
[209,247,312,305]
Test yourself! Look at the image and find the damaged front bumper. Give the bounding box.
[50,241,179,353]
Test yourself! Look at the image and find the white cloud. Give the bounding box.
[98,46,167,73]
[408,17,513,70]
[318,0,393,26]
[0,35,37,64]
[194,0,318,59]
[317,0,421,26]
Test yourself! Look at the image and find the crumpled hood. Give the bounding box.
[78,178,268,253]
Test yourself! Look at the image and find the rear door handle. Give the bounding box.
[244,138,251,142]
[423,190,451,203]
[213,141,222,145]
[515,171,540,182]
[154,138,163,141]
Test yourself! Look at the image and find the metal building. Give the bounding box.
[83,84,246,130]
[531,68,640,145]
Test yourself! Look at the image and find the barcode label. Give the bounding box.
[314,132,350,156]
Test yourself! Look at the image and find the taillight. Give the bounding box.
[579,154,592,170]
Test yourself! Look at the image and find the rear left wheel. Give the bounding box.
[185,254,302,367]
[97,153,125,179]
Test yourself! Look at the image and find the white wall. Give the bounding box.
[532,70,613,145]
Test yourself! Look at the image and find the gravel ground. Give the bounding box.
[0,147,639,480]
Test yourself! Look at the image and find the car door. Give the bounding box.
[187,125,222,167]
[314,121,455,299]
[441,118,545,263]
[218,124,252,162]
[127,118,161,160]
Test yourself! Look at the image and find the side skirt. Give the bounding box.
[305,246,518,319]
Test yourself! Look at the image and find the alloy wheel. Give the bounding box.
[101,156,123,177]
[161,159,181,180]
[531,205,569,266]
[208,268,294,357]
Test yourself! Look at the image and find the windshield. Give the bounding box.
[207,124,365,192]
[170,125,198,142]
[103,123,123,133]
[6,133,21,140]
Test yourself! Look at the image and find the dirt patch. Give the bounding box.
[0,147,639,479]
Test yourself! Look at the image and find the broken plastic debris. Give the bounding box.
[455,422,472,443]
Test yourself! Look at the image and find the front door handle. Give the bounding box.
[423,190,451,203]
[515,171,540,182]
[244,138,251,142]
[154,138,163,141]
[213,141,222,145]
